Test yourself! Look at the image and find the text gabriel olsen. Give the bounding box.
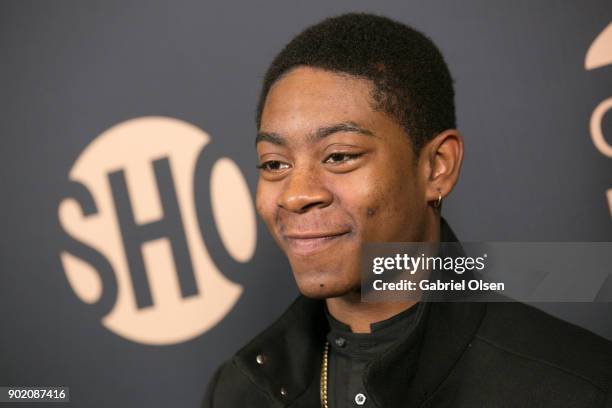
[372,279,505,292]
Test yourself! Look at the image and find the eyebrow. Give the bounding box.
[255,121,377,146]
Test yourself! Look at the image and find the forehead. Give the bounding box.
[259,66,378,135]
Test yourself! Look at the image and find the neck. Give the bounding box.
[326,215,441,333]
[325,294,418,333]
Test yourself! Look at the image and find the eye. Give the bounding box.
[323,152,363,164]
[256,160,291,172]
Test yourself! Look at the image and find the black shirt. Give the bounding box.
[325,304,421,407]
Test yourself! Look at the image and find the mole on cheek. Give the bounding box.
[366,207,378,218]
[320,283,325,287]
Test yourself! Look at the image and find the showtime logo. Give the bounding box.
[58,117,256,345]
[585,22,612,218]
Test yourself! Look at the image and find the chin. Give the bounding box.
[293,271,359,299]
[286,247,361,298]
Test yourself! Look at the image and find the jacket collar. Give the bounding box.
[233,218,486,407]
[233,296,326,407]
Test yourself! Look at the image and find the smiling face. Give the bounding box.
[256,66,434,299]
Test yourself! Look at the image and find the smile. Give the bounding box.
[283,231,350,256]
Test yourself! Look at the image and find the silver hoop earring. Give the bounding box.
[434,190,442,208]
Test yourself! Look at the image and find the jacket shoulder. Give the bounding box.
[476,301,612,391]
[202,296,323,408]
[202,359,275,408]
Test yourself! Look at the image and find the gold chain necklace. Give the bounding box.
[320,341,330,408]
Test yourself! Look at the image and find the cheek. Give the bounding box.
[343,166,419,239]
[255,182,277,224]
[333,172,392,227]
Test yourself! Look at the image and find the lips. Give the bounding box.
[282,231,350,256]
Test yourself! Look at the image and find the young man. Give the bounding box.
[204,13,612,407]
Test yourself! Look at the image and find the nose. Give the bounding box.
[277,166,333,213]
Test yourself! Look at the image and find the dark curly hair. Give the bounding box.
[256,13,456,152]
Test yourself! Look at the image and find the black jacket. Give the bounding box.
[204,224,612,407]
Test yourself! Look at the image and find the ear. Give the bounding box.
[419,129,464,207]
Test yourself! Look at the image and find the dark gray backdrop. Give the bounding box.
[1,1,611,407]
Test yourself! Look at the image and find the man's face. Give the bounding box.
[256,66,429,299]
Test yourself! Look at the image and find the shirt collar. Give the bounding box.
[324,300,420,334]
[324,302,420,358]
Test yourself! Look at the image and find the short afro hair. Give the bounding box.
[256,12,456,152]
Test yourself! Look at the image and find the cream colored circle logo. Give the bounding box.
[585,22,612,218]
[58,117,256,345]
[586,22,612,157]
